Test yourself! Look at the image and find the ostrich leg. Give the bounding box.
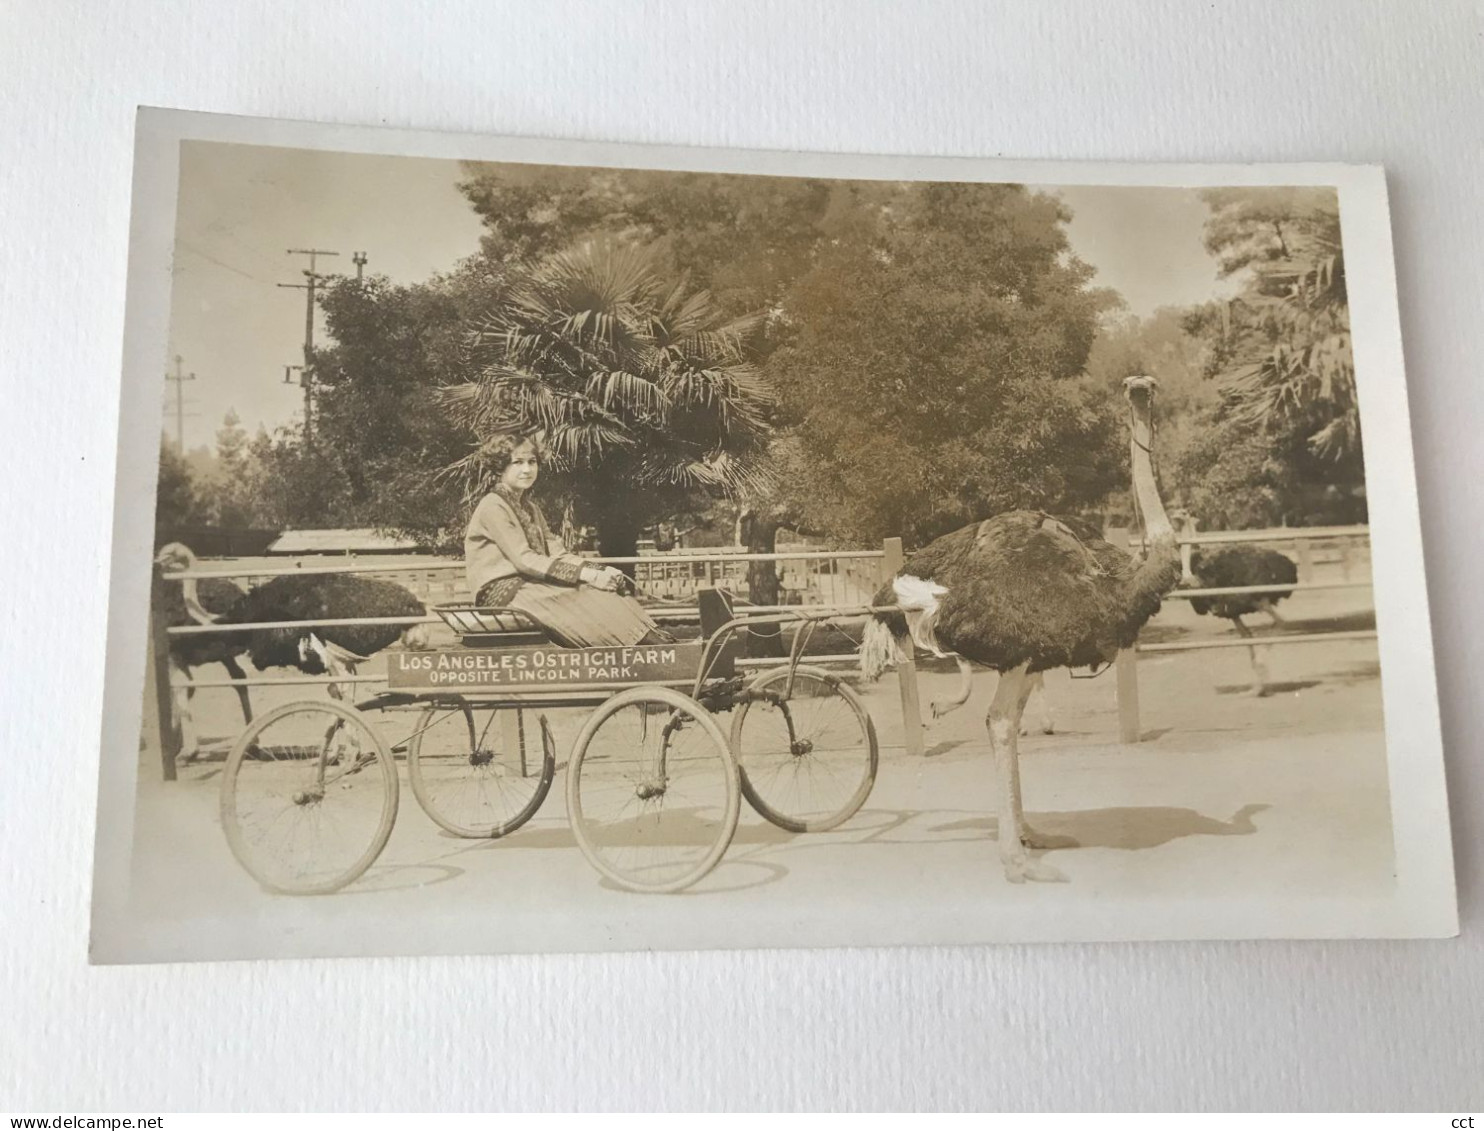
[1028,672,1054,735]
[1258,599,1286,627]
[931,655,975,720]
[1231,616,1270,697]
[169,656,199,763]
[325,655,356,702]
[302,632,356,701]
[988,663,1066,883]
[223,656,253,723]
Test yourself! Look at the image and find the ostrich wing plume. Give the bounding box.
[860,574,954,681]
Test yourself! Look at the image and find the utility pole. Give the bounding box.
[277,248,339,447]
[165,354,196,453]
[352,251,368,281]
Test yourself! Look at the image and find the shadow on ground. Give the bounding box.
[930,802,1270,851]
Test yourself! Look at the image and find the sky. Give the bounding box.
[1045,183,1242,316]
[164,143,1239,452]
[166,143,485,452]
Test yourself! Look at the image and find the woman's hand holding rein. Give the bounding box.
[580,564,627,592]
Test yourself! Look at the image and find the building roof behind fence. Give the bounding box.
[266,528,421,555]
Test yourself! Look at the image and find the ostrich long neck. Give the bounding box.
[1129,395,1174,547]
[168,550,217,625]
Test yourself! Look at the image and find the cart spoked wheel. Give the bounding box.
[567,686,739,894]
[731,665,878,833]
[220,699,398,895]
[408,702,556,838]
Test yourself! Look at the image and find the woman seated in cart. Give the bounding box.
[464,432,672,648]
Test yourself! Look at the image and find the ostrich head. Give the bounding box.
[400,622,434,651]
[154,542,197,572]
[154,542,216,624]
[1122,373,1159,406]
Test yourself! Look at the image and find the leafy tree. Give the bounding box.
[208,409,260,528]
[442,241,773,558]
[1176,187,1364,526]
[456,163,837,317]
[767,182,1123,547]
[154,441,213,544]
[240,424,360,531]
[309,269,508,547]
[1201,187,1357,459]
[302,169,868,553]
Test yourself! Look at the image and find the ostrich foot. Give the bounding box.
[930,700,964,721]
[1001,851,1068,884]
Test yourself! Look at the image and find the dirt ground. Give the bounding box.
[110,575,1396,959]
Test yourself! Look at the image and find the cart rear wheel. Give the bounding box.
[732,665,878,833]
[220,699,398,895]
[567,687,739,894]
[408,703,555,838]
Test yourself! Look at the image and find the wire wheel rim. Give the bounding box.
[407,704,555,838]
[567,687,740,894]
[220,700,398,895]
[733,666,878,833]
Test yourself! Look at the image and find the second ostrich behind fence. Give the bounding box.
[1184,544,1298,696]
[221,571,432,696]
[156,546,434,760]
[154,543,253,760]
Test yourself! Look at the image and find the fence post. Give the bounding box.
[881,537,925,757]
[145,563,182,781]
[1297,538,1313,582]
[1116,647,1141,744]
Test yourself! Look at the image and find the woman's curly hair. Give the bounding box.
[481,430,549,478]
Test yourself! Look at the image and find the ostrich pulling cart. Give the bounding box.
[219,590,879,895]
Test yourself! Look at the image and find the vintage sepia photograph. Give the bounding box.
[90,110,1456,963]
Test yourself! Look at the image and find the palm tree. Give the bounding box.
[441,241,774,558]
[1206,192,1360,468]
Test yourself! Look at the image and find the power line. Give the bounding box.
[175,241,264,282]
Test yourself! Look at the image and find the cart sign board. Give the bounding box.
[387,642,705,689]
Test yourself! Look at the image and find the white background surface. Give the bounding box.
[1,0,1479,1112]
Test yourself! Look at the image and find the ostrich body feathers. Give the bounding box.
[224,574,427,672]
[1186,546,1298,620]
[892,574,952,656]
[868,511,1181,676]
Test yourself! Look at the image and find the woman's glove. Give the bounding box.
[582,565,627,592]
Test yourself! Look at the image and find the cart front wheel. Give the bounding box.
[732,665,878,833]
[567,686,739,894]
[220,699,398,895]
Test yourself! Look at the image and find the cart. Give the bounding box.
[218,589,879,895]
